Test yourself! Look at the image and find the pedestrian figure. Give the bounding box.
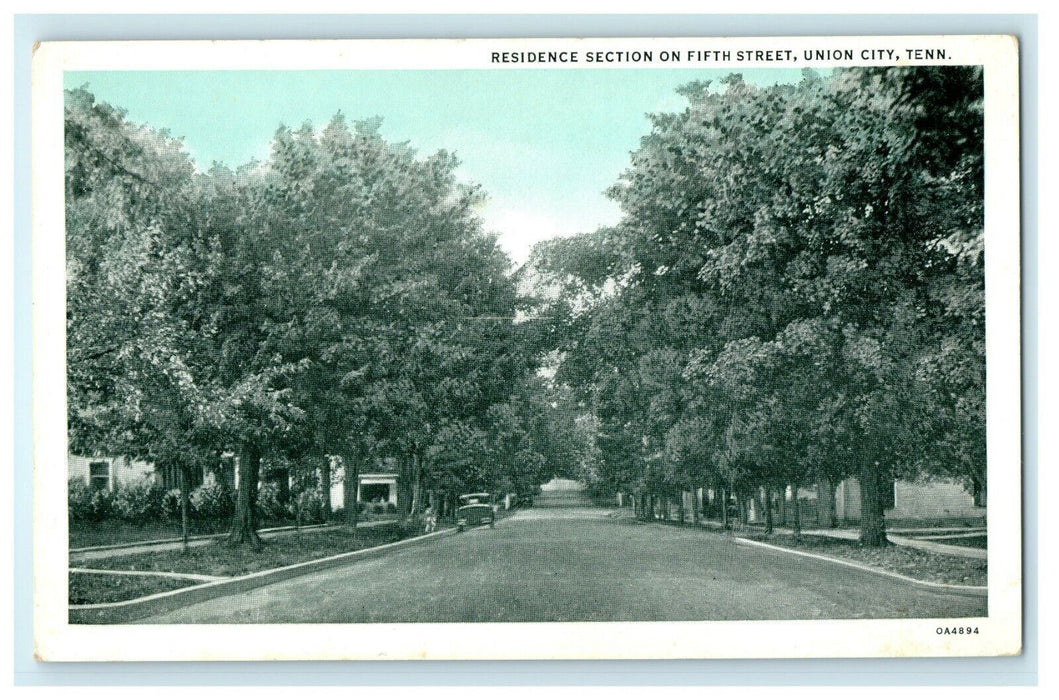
[423,507,437,533]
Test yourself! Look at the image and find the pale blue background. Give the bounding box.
[12,13,1038,686]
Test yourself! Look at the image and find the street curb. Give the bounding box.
[69,526,461,624]
[731,535,988,597]
[886,534,987,560]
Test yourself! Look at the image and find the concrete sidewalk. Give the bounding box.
[646,515,986,560]
[769,526,986,560]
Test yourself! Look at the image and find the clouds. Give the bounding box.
[481,199,622,267]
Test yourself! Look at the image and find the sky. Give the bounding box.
[66,68,811,264]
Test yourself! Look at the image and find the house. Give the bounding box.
[651,474,985,526]
[67,454,156,491]
[327,464,399,510]
[743,476,985,525]
[833,476,986,523]
[70,452,399,513]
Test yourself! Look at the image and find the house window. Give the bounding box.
[89,461,110,491]
[360,483,391,503]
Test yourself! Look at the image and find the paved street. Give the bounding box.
[141,506,985,623]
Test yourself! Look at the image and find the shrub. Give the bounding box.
[190,481,235,521]
[371,503,385,515]
[309,490,329,523]
[112,478,168,525]
[292,489,328,524]
[385,502,397,514]
[256,482,288,522]
[161,489,183,522]
[68,479,91,521]
[68,479,113,523]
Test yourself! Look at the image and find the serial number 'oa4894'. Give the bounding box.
[937,627,980,635]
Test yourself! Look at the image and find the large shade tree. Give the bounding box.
[530,67,985,546]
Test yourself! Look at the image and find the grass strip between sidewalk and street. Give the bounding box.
[69,572,200,605]
[69,524,416,603]
[739,533,987,586]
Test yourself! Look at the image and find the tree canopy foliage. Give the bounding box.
[67,66,985,548]
[528,67,985,545]
[66,89,560,543]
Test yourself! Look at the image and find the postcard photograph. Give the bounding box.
[31,36,1021,660]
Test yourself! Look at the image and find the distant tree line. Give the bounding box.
[528,68,985,546]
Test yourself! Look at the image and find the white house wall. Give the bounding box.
[67,454,155,491]
[888,479,985,520]
[834,477,982,521]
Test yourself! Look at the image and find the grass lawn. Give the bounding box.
[70,513,399,549]
[75,523,412,579]
[69,572,199,605]
[932,535,988,549]
[743,533,987,586]
[69,520,230,549]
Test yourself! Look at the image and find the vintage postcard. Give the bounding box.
[32,35,1021,661]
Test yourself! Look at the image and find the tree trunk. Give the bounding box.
[818,477,837,528]
[792,483,802,538]
[858,466,888,546]
[276,467,290,506]
[320,457,332,521]
[344,455,361,529]
[829,480,839,528]
[228,443,262,546]
[763,485,774,534]
[778,485,788,526]
[409,454,423,517]
[179,466,190,552]
[397,456,413,516]
[692,488,701,525]
[738,497,747,526]
[721,486,730,529]
[678,492,686,525]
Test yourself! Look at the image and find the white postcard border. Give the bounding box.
[32,35,1022,661]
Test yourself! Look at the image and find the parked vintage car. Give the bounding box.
[456,493,495,531]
